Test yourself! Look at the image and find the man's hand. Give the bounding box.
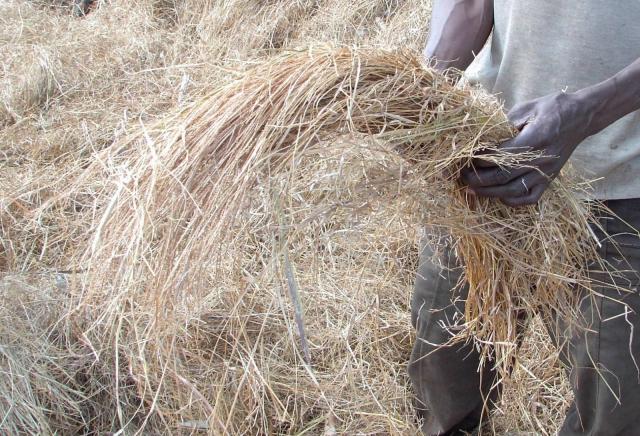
[461,91,594,207]
[461,57,640,208]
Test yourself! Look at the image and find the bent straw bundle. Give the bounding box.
[42,47,605,432]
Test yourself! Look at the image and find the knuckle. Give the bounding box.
[507,184,523,196]
[507,103,530,118]
[484,172,504,187]
[460,171,470,184]
[524,192,544,206]
[461,171,475,186]
[502,198,522,208]
[496,170,512,183]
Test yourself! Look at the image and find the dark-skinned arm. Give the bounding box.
[462,58,640,207]
[425,0,495,72]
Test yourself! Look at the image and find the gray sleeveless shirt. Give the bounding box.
[466,0,640,199]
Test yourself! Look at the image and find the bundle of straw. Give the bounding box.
[34,46,603,432]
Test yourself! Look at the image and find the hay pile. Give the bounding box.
[72,46,601,371]
[0,0,430,269]
[1,1,590,434]
[5,46,599,434]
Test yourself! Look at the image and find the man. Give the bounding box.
[410,1,640,435]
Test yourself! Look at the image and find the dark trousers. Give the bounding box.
[409,199,640,436]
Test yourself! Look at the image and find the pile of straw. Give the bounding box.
[4,47,600,433]
[75,46,601,368]
[1,2,603,433]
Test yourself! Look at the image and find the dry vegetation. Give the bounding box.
[1,1,575,435]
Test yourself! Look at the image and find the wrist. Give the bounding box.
[572,82,614,137]
[573,59,640,136]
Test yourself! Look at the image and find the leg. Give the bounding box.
[409,240,498,435]
[550,199,640,436]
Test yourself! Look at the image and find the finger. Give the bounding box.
[507,104,534,130]
[500,184,547,208]
[470,171,545,199]
[474,124,539,168]
[511,115,532,131]
[472,149,502,168]
[461,145,506,170]
[473,125,538,169]
[461,165,531,189]
[471,155,500,169]
[499,130,537,154]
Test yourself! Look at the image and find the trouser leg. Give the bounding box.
[408,242,498,435]
[548,199,640,436]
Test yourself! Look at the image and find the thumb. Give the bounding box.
[474,125,535,168]
[507,103,534,131]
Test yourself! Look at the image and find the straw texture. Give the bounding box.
[42,47,606,431]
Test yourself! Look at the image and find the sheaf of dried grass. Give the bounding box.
[14,46,600,433]
[1,1,591,434]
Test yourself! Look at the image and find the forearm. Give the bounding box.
[576,58,640,136]
[424,0,494,72]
